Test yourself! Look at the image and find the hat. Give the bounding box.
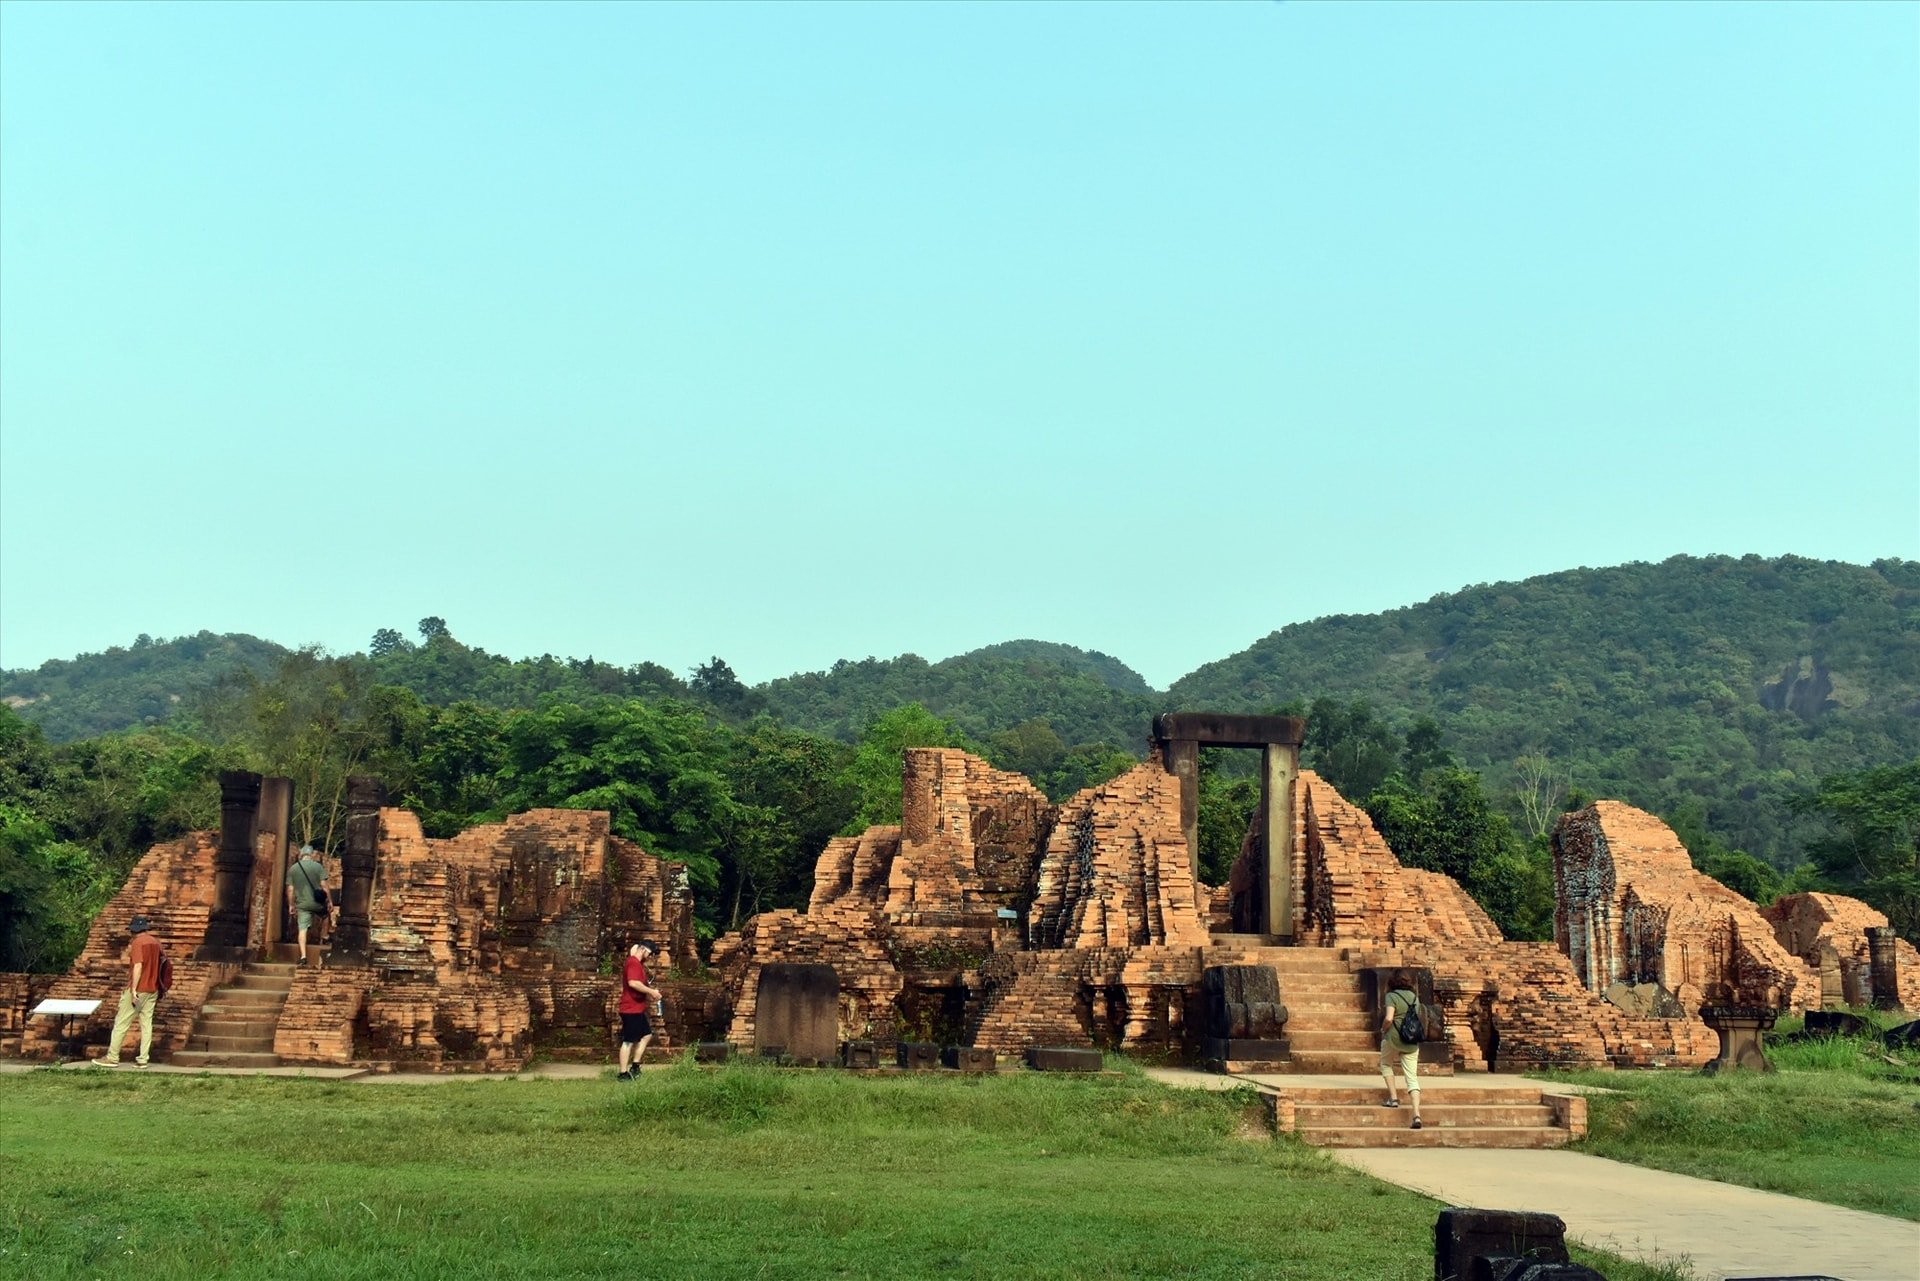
[128,914,152,934]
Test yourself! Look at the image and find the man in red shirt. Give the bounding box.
[100,914,165,1067]
[616,940,663,1080]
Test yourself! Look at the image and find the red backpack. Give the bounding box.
[156,952,174,999]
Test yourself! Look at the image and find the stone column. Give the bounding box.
[331,776,386,964]
[196,770,262,962]
[1163,737,1200,879]
[1261,742,1297,941]
[1867,927,1902,1011]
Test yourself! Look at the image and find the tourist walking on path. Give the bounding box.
[100,914,166,1066]
[1380,968,1423,1129]
[616,941,663,1080]
[288,844,334,966]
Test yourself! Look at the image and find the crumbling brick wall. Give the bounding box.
[0,974,56,1057]
[1764,892,1920,1009]
[1554,801,1815,1011]
[709,906,903,1047]
[17,833,241,1060]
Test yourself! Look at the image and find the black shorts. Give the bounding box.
[619,1012,653,1042]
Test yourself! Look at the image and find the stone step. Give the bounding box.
[1283,1029,1384,1051]
[1295,1125,1568,1150]
[1295,1104,1556,1130]
[1278,1050,1389,1072]
[188,1035,278,1053]
[234,973,294,992]
[1283,1010,1374,1032]
[168,1050,282,1070]
[1276,995,1370,1014]
[1277,1085,1548,1106]
[246,962,298,977]
[1207,933,1288,947]
[193,1018,279,1038]
[268,945,332,964]
[199,995,287,1015]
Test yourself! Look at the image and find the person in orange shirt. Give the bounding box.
[615,940,663,1080]
[100,914,165,1067]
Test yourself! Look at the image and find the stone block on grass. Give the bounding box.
[1024,1045,1101,1072]
[896,1041,940,1071]
[941,1045,995,1072]
[1434,1207,1569,1281]
[694,1041,732,1064]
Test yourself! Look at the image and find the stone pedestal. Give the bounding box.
[1700,1005,1778,1074]
[1866,927,1902,1011]
[753,963,839,1065]
[1202,964,1289,1071]
[196,771,261,963]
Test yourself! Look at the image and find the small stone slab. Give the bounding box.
[694,1042,732,1064]
[1203,1036,1291,1063]
[1024,1045,1101,1072]
[941,1046,995,1073]
[896,1041,940,1071]
[1801,1011,1870,1039]
[1434,1207,1569,1281]
[840,1040,883,1069]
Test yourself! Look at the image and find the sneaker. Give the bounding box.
[1411,1118,1423,1130]
[617,1070,633,1081]
[98,1059,120,1067]
[1381,1099,1399,1108]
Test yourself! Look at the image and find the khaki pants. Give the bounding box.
[1380,1035,1419,1090]
[103,989,157,1065]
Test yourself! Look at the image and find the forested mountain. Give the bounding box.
[5,555,1916,872]
[1171,555,1920,864]
[757,651,1157,749]
[0,631,288,742]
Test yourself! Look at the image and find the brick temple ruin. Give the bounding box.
[3,714,1913,1076]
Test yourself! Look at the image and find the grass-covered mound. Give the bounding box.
[1546,1020,1920,1221]
[1,1062,1687,1280]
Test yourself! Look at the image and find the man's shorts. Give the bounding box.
[620,1012,653,1042]
[297,907,319,931]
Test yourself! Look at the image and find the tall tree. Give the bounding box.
[1793,760,1920,941]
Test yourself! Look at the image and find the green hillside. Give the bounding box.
[758,651,1158,750]
[1170,554,1920,863]
[0,631,289,742]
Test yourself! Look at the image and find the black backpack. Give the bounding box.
[1394,992,1423,1043]
[156,952,174,1000]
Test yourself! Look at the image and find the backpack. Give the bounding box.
[156,953,174,1000]
[1394,993,1423,1044]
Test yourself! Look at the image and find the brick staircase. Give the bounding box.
[169,955,308,1069]
[1278,1083,1577,1149]
[1204,938,1383,1073]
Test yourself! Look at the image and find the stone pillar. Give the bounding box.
[1163,737,1200,879]
[1261,742,1297,941]
[331,776,386,964]
[196,770,262,962]
[1867,926,1902,1011]
[252,777,295,950]
[1699,1005,1778,1074]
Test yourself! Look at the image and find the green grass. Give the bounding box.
[1543,1031,1920,1221]
[0,1063,1690,1281]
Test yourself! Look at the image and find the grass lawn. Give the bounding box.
[1542,1023,1920,1221]
[1,1062,1689,1281]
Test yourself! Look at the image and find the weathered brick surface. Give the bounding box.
[0,974,56,1056]
[1764,892,1920,1009]
[16,832,241,1060]
[1555,801,1813,1012]
[1030,763,1208,950]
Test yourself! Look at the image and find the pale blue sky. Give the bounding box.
[2,1,1914,689]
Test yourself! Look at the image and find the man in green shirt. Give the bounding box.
[287,844,334,966]
[1379,968,1424,1130]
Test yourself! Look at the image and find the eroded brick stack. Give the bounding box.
[1764,892,1920,1009]
[0,974,55,1056]
[1555,801,1814,1011]
[1029,763,1208,950]
[17,833,242,1060]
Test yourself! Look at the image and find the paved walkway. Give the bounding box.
[1144,1067,1918,1281]
[1333,1148,1918,1281]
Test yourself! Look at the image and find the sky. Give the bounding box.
[1,1,1914,690]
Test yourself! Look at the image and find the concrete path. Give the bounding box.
[1144,1067,1917,1281]
[1331,1148,1918,1281]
